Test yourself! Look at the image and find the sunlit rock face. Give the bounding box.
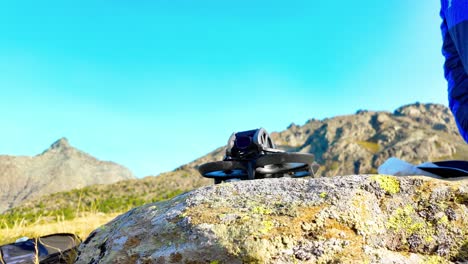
[76,175,467,264]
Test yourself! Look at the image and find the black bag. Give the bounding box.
[0,233,81,264]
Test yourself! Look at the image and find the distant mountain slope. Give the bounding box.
[270,103,468,176]
[182,103,468,176]
[0,138,135,212]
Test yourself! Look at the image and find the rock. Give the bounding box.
[46,137,72,152]
[76,175,467,264]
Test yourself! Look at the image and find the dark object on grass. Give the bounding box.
[199,128,319,184]
[0,233,81,264]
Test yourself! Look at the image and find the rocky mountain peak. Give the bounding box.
[40,137,74,156]
[49,137,71,150]
[393,102,449,117]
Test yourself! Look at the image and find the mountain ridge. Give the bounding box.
[0,138,135,213]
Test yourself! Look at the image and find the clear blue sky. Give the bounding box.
[0,0,448,177]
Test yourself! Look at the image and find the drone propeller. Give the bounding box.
[256,152,317,177]
[198,161,247,179]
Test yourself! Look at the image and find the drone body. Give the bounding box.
[198,128,318,184]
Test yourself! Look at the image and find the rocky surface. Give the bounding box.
[180,103,468,178]
[0,138,135,212]
[76,175,467,264]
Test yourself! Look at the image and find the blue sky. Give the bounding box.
[0,0,447,177]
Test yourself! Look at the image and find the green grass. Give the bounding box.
[0,169,210,229]
[0,190,185,228]
[357,141,380,154]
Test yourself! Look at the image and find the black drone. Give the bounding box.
[198,128,319,184]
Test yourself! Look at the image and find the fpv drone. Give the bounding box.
[198,128,319,184]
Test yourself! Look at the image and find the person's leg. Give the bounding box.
[444,0,468,72]
[441,0,468,142]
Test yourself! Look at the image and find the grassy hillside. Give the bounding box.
[0,212,120,245]
[0,169,211,243]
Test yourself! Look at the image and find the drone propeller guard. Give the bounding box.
[198,128,318,184]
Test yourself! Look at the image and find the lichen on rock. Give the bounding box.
[75,175,467,264]
[370,175,400,194]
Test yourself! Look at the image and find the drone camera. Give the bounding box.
[235,135,252,149]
